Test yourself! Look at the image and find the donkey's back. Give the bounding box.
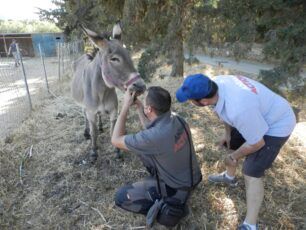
[72,54,90,105]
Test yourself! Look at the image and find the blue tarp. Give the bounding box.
[31,33,64,57]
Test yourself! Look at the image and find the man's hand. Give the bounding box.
[133,97,149,129]
[134,98,143,110]
[123,90,137,109]
[224,154,238,167]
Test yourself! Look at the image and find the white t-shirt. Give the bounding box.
[214,75,296,145]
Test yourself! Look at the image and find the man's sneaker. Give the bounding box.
[208,171,238,187]
[237,223,259,230]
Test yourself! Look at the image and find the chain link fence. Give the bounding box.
[0,40,83,139]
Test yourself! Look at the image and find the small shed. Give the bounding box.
[0,32,64,57]
[32,33,64,57]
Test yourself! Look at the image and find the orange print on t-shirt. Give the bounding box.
[174,131,187,152]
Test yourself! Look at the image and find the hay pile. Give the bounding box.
[0,62,305,229]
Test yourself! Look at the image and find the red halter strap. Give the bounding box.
[124,74,140,90]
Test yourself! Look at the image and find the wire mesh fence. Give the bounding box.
[0,40,83,139]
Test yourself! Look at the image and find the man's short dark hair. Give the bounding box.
[204,81,218,99]
[146,86,171,116]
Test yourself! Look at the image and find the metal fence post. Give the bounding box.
[16,43,32,111]
[62,43,65,76]
[38,43,49,93]
[68,43,71,70]
[57,42,61,81]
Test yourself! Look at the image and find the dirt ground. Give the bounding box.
[0,60,305,230]
[0,57,63,139]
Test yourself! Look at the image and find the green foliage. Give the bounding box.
[231,42,252,61]
[137,43,161,82]
[0,20,61,33]
[38,0,306,94]
[186,0,306,94]
[259,69,286,96]
[185,55,200,65]
[123,0,171,47]
[39,0,123,38]
[257,1,306,90]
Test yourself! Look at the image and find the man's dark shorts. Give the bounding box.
[227,128,289,178]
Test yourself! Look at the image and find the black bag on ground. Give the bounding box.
[146,197,188,228]
[156,199,188,227]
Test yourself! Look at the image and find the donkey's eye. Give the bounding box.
[110,57,120,62]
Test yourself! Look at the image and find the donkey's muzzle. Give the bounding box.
[133,83,146,94]
[126,73,146,95]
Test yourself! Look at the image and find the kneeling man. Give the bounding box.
[111,86,202,227]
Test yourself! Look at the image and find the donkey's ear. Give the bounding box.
[81,26,108,48]
[112,20,122,41]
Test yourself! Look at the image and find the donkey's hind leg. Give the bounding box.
[84,109,91,139]
[86,111,98,163]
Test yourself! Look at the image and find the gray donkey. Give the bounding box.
[72,24,146,163]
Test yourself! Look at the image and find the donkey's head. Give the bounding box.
[82,25,146,94]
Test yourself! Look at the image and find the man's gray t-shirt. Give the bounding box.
[124,111,202,189]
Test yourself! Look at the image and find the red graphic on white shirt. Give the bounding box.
[236,75,258,94]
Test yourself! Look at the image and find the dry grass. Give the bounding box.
[0,61,305,230]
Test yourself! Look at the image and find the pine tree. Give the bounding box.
[39,0,306,93]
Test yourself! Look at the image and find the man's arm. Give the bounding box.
[225,109,268,166]
[111,91,135,151]
[232,139,265,159]
[134,99,150,129]
[225,138,265,167]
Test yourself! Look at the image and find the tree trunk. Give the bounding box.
[170,35,184,77]
[170,2,184,77]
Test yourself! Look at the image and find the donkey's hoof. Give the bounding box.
[88,150,98,163]
[84,132,91,140]
[77,150,98,165]
[115,149,123,160]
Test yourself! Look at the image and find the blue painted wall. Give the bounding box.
[32,33,64,57]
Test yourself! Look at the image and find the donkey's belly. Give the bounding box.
[71,74,85,104]
[96,105,106,114]
[97,102,116,115]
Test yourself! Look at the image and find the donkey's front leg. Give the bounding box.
[84,109,91,139]
[98,113,103,133]
[86,111,98,163]
[110,111,122,159]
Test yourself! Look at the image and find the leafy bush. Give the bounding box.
[137,43,161,82]
[0,20,61,33]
